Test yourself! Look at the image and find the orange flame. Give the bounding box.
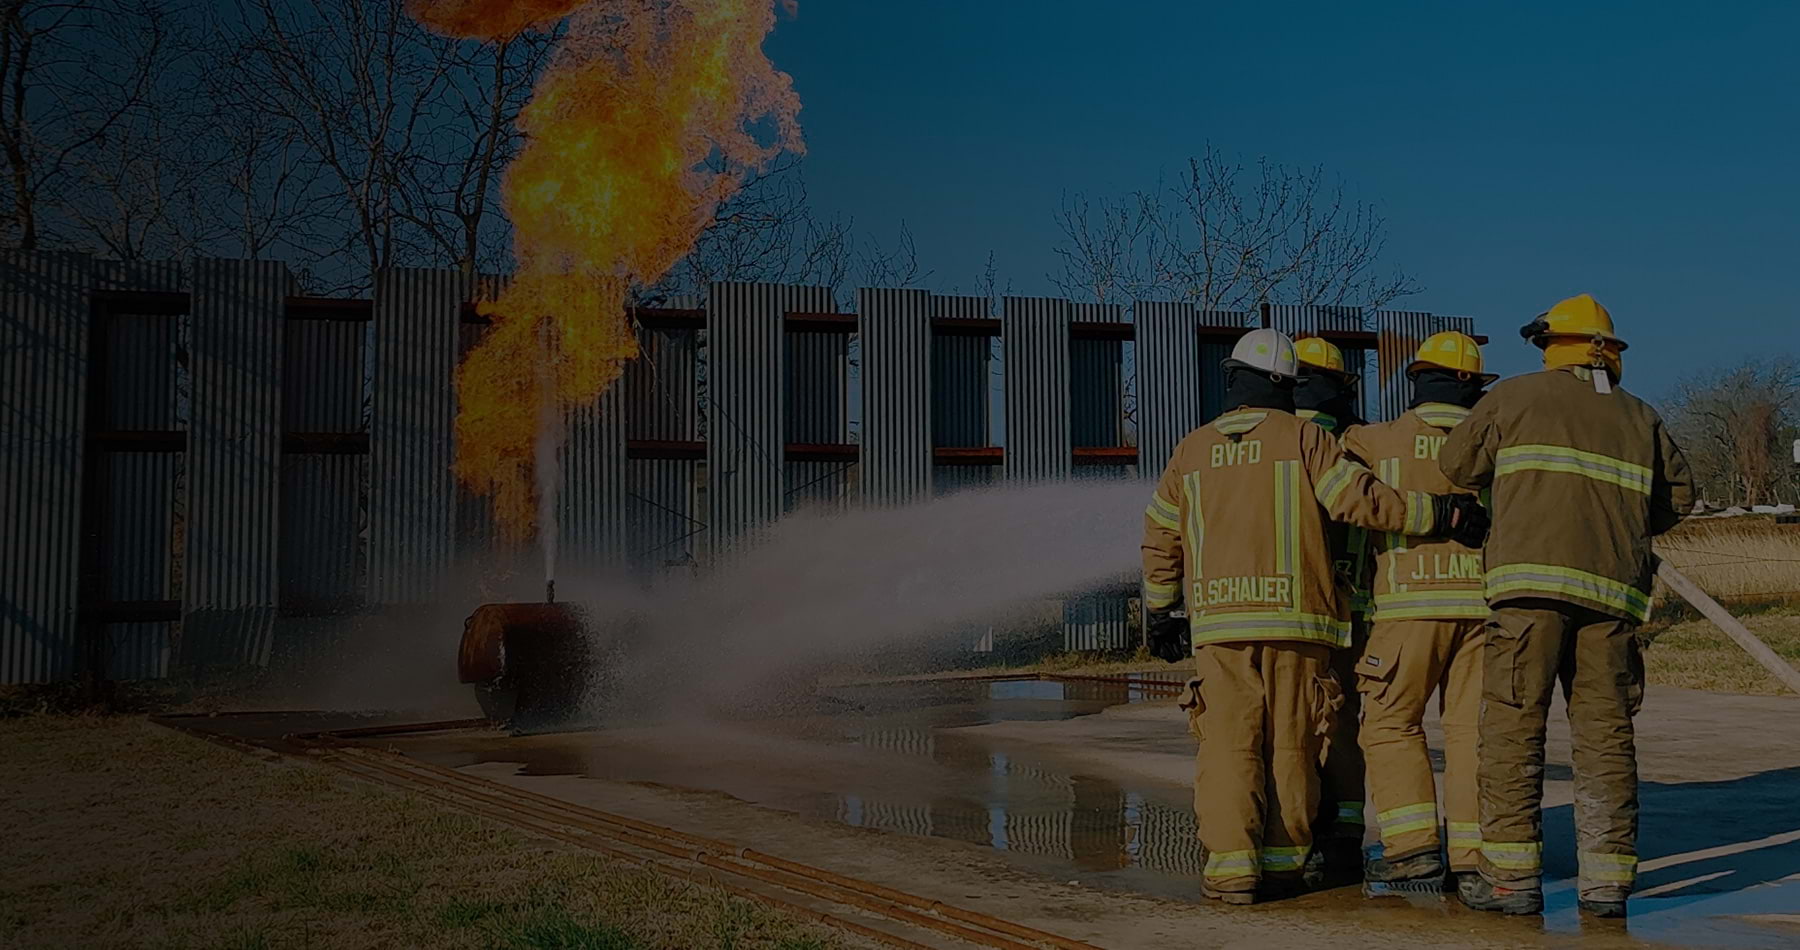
[420,1,803,544]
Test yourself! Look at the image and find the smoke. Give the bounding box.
[596,479,1154,713]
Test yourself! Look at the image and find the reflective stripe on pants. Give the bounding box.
[1479,602,1643,895]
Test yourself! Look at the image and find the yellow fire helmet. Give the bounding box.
[1294,335,1358,380]
[1408,330,1498,384]
[1518,293,1628,350]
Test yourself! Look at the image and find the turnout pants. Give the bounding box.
[1189,640,1339,894]
[1317,617,1369,846]
[1356,618,1484,869]
[1479,601,1645,899]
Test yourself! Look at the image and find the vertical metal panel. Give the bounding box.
[94,259,186,292]
[105,315,178,429]
[369,268,467,603]
[560,384,627,571]
[930,295,992,449]
[1001,296,1071,482]
[278,454,360,612]
[625,327,698,440]
[1062,589,1133,651]
[1,252,91,683]
[1198,309,1251,423]
[784,326,852,512]
[102,451,177,680]
[1068,302,1123,452]
[1132,301,1201,479]
[1267,304,1367,335]
[283,320,363,432]
[628,458,701,568]
[186,258,289,666]
[1374,311,1478,422]
[706,281,832,554]
[624,322,700,568]
[858,288,932,506]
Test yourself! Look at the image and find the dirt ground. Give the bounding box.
[0,716,863,950]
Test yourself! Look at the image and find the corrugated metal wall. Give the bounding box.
[784,326,852,512]
[1131,301,1201,479]
[559,386,627,572]
[1001,296,1071,482]
[97,286,185,681]
[1,253,91,683]
[857,288,933,506]
[707,281,833,554]
[931,294,994,495]
[184,260,291,667]
[281,318,364,614]
[624,322,700,568]
[1069,302,1124,450]
[369,268,466,603]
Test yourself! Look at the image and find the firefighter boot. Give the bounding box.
[1362,851,1444,898]
[1457,874,1544,915]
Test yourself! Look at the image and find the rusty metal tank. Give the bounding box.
[459,600,602,732]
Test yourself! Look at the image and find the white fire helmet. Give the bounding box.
[1222,328,1303,380]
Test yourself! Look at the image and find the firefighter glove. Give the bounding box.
[1431,492,1490,548]
[1147,611,1191,663]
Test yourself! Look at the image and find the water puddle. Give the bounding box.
[379,677,1800,949]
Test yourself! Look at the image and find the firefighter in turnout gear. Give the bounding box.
[1440,295,1694,918]
[1292,336,1372,873]
[1339,331,1497,894]
[1142,328,1488,904]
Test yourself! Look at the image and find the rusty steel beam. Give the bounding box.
[931,316,1002,337]
[1070,321,1135,341]
[286,296,373,321]
[282,432,370,455]
[784,311,857,334]
[785,442,858,463]
[933,446,1003,466]
[90,289,188,316]
[633,306,705,331]
[626,438,705,461]
[1072,446,1138,465]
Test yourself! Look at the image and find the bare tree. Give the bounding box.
[208,0,464,293]
[648,157,855,302]
[0,0,177,252]
[390,27,558,278]
[1667,358,1800,507]
[1053,145,1420,316]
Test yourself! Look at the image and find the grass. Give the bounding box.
[1655,518,1800,604]
[1641,611,1800,695]
[0,716,866,950]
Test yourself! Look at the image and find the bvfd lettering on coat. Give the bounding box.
[1210,440,1263,468]
[1414,435,1447,460]
[1198,575,1293,607]
[1408,552,1483,581]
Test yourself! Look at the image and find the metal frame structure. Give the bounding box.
[2,251,1479,683]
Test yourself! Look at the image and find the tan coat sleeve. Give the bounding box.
[1141,455,1186,612]
[1339,425,1373,468]
[1439,397,1499,491]
[1649,417,1695,536]
[1304,424,1436,536]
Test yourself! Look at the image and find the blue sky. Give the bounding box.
[764,0,1799,401]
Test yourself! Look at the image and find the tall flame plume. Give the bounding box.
[409,0,802,543]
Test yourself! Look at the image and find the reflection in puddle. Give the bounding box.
[382,676,1798,949]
